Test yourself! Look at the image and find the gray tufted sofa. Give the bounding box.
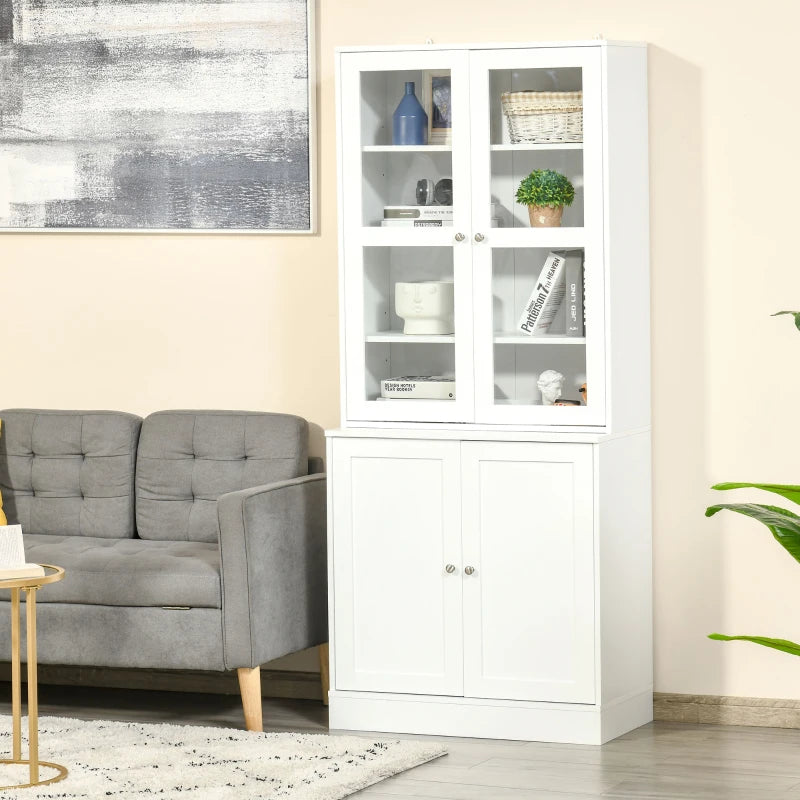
[0,409,328,730]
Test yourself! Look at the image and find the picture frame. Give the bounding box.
[423,71,452,146]
[0,0,317,234]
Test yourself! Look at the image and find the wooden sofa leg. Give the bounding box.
[319,643,330,706]
[237,667,263,732]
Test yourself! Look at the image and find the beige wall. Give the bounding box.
[3,0,799,695]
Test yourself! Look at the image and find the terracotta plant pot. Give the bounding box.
[528,204,564,227]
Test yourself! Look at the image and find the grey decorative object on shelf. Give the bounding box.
[434,178,453,206]
[414,178,452,206]
[0,0,315,232]
[416,179,436,205]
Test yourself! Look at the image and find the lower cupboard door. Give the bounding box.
[332,437,464,695]
[461,441,596,703]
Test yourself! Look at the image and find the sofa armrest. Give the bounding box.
[217,474,327,670]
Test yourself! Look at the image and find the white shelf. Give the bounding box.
[491,143,583,151]
[369,397,455,403]
[494,334,586,345]
[366,332,456,344]
[483,227,586,249]
[363,145,452,153]
[360,227,584,248]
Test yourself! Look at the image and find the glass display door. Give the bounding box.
[339,50,474,423]
[469,47,606,426]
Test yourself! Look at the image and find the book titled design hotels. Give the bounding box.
[381,376,455,399]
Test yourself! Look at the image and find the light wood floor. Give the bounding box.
[4,684,800,798]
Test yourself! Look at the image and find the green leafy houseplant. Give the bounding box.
[706,311,800,657]
[515,169,575,228]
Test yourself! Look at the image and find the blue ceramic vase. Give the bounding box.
[392,82,428,145]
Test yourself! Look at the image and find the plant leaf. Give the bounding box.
[712,482,800,506]
[705,503,800,563]
[708,633,800,657]
[772,310,800,331]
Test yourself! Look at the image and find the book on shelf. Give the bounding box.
[0,524,45,580]
[516,251,568,336]
[381,219,452,228]
[383,205,454,220]
[381,375,456,399]
[565,254,585,337]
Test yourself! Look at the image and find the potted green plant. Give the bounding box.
[515,169,575,228]
[706,310,800,658]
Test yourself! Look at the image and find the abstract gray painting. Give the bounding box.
[0,0,312,231]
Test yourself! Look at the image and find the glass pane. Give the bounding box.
[359,70,455,229]
[492,248,587,407]
[362,151,453,228]
[363,246,457,403]
[490,150,584,228]
[486,67,583,230]
[360,69,453,147]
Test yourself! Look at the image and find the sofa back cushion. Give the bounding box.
[0,409,142,538]
[135,410,308,542]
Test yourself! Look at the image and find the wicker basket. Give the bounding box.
[501,91,583,144]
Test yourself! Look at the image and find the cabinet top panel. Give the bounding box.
[325,426,651,444]
[335,40,647,54]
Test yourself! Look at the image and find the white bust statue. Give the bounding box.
[537,369,565,406]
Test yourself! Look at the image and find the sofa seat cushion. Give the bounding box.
[20,534,221,609]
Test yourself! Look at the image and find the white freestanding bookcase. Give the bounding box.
[326,40,651,744]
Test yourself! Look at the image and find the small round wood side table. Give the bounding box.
[1,564,67,791]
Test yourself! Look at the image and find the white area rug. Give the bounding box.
[0,716,446,799]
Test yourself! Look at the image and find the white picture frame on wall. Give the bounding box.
[0,0,317,234]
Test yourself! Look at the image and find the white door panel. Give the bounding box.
[468,47,607,426]
[339,49,475,424]
[461,441,595,703]
[332,438,464,695]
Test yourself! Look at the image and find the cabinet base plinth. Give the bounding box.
[329,689,653,745]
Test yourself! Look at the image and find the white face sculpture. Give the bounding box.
[395,281,455,335]
[536,369,565,405]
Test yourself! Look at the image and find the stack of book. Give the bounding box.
[381,206,454,228]
[380,376,455,399]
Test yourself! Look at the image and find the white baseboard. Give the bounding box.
[329,689,653,745]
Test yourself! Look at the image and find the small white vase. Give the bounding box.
[395,281,455,335]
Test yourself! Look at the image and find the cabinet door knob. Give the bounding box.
[474,233,485,243]
[464,565,476,575]
[454,232,466,242]
[445,564,456,574]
